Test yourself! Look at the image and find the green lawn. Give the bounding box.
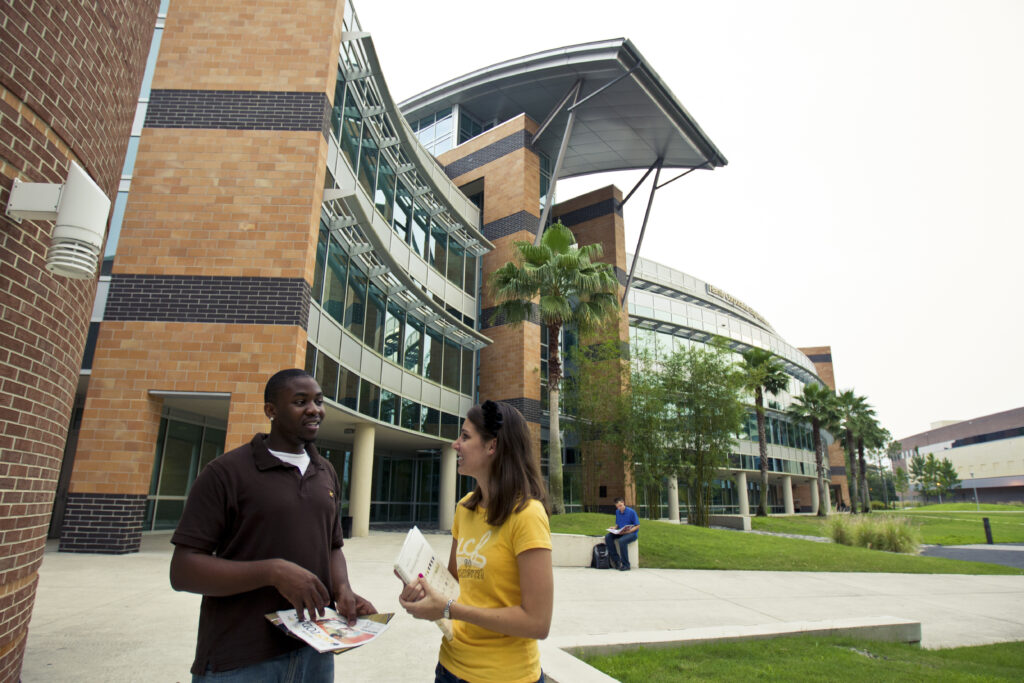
[749,505,1024,545]
[580,635,1024,682]
[551,513,1022,574]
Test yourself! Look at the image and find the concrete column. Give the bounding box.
[783,475,794,515]
[735,471,749,517]
[810,476,820,514]
[667,476,680,522]
[349,424,376,537]
[439,444,457,531]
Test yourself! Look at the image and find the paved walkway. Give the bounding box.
[21,532,1024,682]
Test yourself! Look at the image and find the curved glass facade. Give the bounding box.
[624,255,831,514]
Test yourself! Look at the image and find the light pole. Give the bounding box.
[970,470,980,512]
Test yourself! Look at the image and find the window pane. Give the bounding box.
[404,316,423,374]
[323,238,349,324]
[375,157,395,224]
[446,239,464,288]
[359,380,379,419]
[338,367,359,410]
[363,282,386,353]
[312,223,328,304]
[461,348,474,395]
[430,221,447,274]
[441,412,459,441]
[412,205,430,260]
[383,301,404,365]
[424,328,443,384]
[393,182,411,242]
[380,390,400,425]
[330,76,345,139]
[463,252,476,295]
[315,350,339,402]
[401,399,420,431]
[157,421,203,497]
[345,262,367,339]
[422,407,441,436]
[442,338,460,391]
[340,86,362,171]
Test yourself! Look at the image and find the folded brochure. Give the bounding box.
[394,526,459,640]
[266,608,393,654]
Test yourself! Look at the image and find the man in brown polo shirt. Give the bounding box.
[170,369,375,680]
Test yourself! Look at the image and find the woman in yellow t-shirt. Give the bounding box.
[399,400,553,683]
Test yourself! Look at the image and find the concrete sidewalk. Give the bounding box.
[22,531,1024,682]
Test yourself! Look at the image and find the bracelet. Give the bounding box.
[443,598,455,620]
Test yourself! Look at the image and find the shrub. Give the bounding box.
[827,514,921,554]
[870,500,888,511]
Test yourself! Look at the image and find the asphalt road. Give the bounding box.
[919,543,1024,570]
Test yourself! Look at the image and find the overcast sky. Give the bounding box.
[356,0,1024,440]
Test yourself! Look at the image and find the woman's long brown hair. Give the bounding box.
[461,400,549,526]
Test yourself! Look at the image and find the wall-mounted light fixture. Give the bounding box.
[5,161,112,280]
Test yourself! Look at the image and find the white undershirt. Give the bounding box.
[268,448,310,475]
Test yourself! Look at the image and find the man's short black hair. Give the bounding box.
[614,497,625,504]
[264,369,313,404]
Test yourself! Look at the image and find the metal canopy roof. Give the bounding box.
[399,38,727,178]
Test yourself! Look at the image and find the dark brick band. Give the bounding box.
[105,274,310,326]
[445,130,531,179]
[59,492,147,554]
[830,466,846,476]
[481,210,539,242]
[806,353,833,363]
[146,89,331,136]
[479,305,541,331]
[553,198,622,227]
[499,397,543,425]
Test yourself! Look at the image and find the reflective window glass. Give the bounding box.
[312,224,328,304]
[461,348,474,396]
[375,157,395,224]
[442,338,460,391]
[430,221,447,274]
[380,390,400,425]
[363,282,386,353]
[315,350,340,402]
[422,407,441,436]
[404,316,423,374]
[358,125,378,197]
[340,86,362,170]
[323,238,349,324]
[383,301,404,364]
[463,252,477,295]
[338,367,359,411]
[359,380,379,419]
[393,182,412,242]
[345,262,367,340]
[401,399,420,431]
[424,328,443,384]
[446,239,464,288]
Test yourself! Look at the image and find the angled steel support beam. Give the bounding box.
[531,79,582,147]
[534,85,582,246]
[621,157,663,309]
[566,64,639,112]
[619,158,661,208]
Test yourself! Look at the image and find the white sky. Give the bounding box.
[356,0,1024,440]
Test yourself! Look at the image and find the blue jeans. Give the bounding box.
[435,662,545,683]
[604,531,638,568]
[193,648,333,682]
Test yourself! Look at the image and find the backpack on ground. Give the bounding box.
[590,542,611,569]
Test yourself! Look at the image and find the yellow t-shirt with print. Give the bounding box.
[439,494,551,683]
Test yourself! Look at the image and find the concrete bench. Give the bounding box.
[708,514,751,531]
[551,532,639,569]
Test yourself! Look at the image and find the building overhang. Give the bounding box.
[399,38,727,179]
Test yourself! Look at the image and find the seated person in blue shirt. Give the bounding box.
[604,497,639,571]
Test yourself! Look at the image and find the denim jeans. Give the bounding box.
[193,648,334,683]
[435,661,545,683]
[604,531,638,568]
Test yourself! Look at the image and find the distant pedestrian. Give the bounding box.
[605,497,639,571]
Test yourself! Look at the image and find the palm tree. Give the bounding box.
[488,222,619,514]
[740,348,790,517]
[854,418,886,514]
[835,390,870,513]
[787,382,838,517]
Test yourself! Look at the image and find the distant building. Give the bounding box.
[894,407,1024,504]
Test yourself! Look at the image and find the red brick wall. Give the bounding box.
[0,1,160,678]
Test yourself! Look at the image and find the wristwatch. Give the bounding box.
[443,598,455,620]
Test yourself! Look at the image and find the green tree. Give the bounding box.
[740,348,790,517]
[661,343,746,527]
[787,382,838,517]
[562,337,633,509]
[835,390,869,513]
[936,457,961,502]
[854,416,884,513]
[488,222,619,514]
[893,467,910,506]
